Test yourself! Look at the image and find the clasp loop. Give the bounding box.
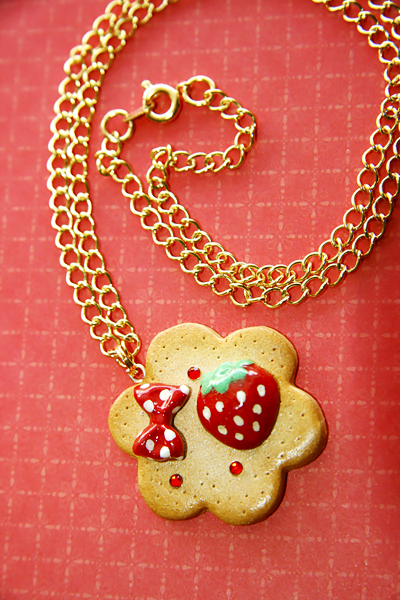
[125,80,180,124]
[114,345,145,383]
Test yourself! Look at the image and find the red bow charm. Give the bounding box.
[132,383,190,461]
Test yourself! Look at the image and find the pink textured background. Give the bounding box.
[1,0,399,598]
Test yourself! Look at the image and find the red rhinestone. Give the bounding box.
[230,461,243,475]
[187,366,201,380]
[169,474,183,488]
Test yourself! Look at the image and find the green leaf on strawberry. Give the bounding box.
[200,360,252,395]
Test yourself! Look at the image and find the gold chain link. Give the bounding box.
[47,0,400,379]
[47,0,179,380]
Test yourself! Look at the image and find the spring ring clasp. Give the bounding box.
[125,80,181,124]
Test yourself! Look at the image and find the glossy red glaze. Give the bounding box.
[229,461,243,475]
[187,366,201,380]
[132,383,190,461]
[197,362,280,450]
[169,474,183,488]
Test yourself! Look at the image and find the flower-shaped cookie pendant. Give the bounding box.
[109,324,327,526]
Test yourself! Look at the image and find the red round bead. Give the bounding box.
[187,366,201,380]
[229,461,243,475]
[169,474,183,488]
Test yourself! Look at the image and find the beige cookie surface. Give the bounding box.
[109,323,327,525]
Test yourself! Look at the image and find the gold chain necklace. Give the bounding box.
[48,0,399,525]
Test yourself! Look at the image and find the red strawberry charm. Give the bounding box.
[197,360,280,450]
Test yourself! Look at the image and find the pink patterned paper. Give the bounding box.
[0,0,399,598]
